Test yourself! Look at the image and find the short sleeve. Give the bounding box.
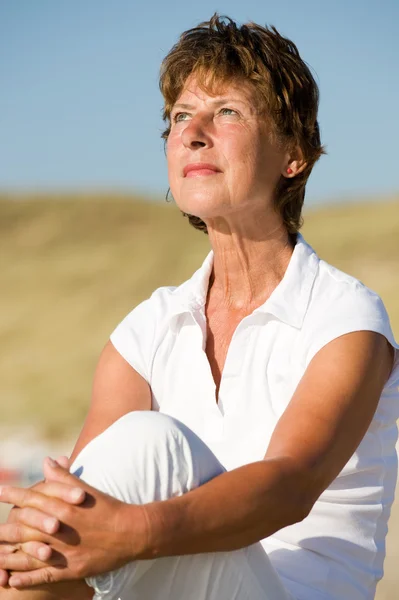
[110,287,173,382]
[305,281,399,368]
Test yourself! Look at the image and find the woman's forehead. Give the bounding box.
[175,74,257,106]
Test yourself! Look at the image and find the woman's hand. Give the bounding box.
[0,457,147,588]
[0,456,87,588]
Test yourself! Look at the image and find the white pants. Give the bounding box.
[70,411,293,600]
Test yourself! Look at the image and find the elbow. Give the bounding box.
[261,457,320,530]
[290,480,319,525]
[266,490,314,533]
[275,466,319,527]
[295,497,314,523]
[280,497,313,529]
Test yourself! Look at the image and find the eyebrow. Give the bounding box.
[171,98,247,111]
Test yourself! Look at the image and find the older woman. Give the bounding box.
[0,14,398,600]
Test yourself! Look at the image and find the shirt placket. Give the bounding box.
[217,320,253,417]
[189,307,224,437]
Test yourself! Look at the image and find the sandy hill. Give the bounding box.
[1,193,398,438]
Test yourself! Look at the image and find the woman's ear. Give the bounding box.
[282,147,307,178]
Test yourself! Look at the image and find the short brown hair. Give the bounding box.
[160,14,325,235]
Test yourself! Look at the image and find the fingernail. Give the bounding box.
[0,486,9,498]
[44,517,57,532]
[71,488,84,501]
[9,577,22,587]
[38,546,50,561]
[47,457,57,467]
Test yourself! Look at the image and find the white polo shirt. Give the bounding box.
[111,234,399,600]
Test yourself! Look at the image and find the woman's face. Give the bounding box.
[167,75,289,224]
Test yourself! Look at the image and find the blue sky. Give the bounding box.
[1,0,398,204]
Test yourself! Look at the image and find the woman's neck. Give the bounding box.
[206,214,294,311]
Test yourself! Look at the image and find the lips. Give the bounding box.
[183,163,221,177]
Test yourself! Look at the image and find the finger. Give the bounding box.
[12,507,62,535]
[7,505,55,540]
[0,568,9,587]
[32,481,85,505]
[0,549,48,572]
[0,523,49,545]
[55,456,70,469]
[19,541,52,562]
[9,566,67,588]
[43,457,81,486]
[6,506,21,524]
[0,543,18,555]
[42,459,100,502]
[0,486,82,521]
[0,502,60,542]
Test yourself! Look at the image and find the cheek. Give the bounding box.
[226,138,261,183]
[166,139,180,183]
[240,133,282,179]
[224,125,259,161]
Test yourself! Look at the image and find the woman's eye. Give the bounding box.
[219,108,237,116]
[173,112,190,123]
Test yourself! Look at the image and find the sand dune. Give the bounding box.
[0,193,398,597]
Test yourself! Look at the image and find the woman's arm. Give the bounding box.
[0,340,151,589]
[0,331,394,587]
[140,330,394,556]
[70,339,152,462]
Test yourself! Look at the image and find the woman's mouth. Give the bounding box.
[183,163,221,177]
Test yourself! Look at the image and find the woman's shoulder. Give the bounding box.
[302,250,398,365]
[294,235,388,327]
[118,251,213,326]
[310,255,389,322]
[122,276,197,323]
[111,261,205,347]
[109,279,194,381]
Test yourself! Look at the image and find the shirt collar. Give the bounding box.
[255,234,319,328]
[169,234,319,329]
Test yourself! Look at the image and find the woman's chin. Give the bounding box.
[178,205,229,222]
[174,193,232,220]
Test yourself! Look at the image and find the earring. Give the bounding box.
[286,167,293,175]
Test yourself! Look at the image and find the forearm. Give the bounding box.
[140,457,311,559]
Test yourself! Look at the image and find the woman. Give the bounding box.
[0,14,398,600]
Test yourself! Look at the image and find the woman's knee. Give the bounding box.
[72,411,191,474]
[70,411,224,504]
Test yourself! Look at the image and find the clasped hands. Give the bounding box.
[0,457,147,589]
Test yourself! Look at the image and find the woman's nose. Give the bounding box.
[181,116,213,150]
